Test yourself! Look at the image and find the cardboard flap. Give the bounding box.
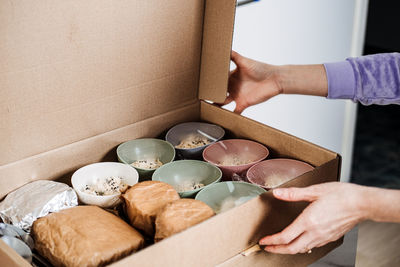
[0,0,205,166]
[198,0,236,103]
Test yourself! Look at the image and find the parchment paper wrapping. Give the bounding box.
[122,181,180,236]
[32,206,144,267]
[0,180,78,232]
[155,199,214,242]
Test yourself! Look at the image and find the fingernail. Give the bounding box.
[264,246,272,252]
[259,237,269,246]
[273,189,283,197]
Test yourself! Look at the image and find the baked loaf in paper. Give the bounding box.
[32,206,144,267]
[155,199,215,242]
[123,181,180,236]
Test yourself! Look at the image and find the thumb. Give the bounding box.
[233,103,246,114]
[216,95,233,106]
[272,187,320,202]
[231,51,246,68]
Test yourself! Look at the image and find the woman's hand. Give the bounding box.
[221,51,329,113]
[221,51,282,114]
[259,182,369,254]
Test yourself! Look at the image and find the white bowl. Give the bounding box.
[71,162,139,208]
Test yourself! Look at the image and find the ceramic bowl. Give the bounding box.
[195,181,266,214]
[152,160,222,198]
[71,162,139,208]
[165,122,225,159]
[247,158,314,189]
[202,139,269,180]
[117,138,176,179]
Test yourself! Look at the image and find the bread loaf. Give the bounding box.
[122,181,180,236]
[32,206,144,267]
[155,199,214,242]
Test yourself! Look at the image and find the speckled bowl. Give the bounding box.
[71,162,139,208]
[195,181,266,214]
[246,158,314,190]
[202,139,269,180]
[152,160,222,198]
[165,122,225,159]
[117,138,176,180]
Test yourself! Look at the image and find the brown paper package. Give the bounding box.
[32,206,144,267]
[122,181,180,236]
[155,199,215,242]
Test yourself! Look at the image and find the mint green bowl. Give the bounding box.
[152,160,222,198]
[117,138,175,180]
[195,181,266,214]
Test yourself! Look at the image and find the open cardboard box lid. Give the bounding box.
[0,0,235,196]
[1,1,343,266]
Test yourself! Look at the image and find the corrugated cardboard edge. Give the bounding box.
[198,0,236,103]
[0,102,200,199]
[0,239,31,267]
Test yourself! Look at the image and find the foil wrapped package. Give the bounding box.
[0,180,78,232]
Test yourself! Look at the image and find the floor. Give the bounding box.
[356,221,400,267]
[311,104,400,267]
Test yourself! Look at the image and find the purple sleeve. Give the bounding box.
[324,53,400,105]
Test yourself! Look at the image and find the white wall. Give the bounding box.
[227,0,368,181]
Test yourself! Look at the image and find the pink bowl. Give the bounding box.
[246,158,314,190]
[202,139,269,180]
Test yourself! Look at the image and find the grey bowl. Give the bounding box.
[117,138,175,180]
[1,236,32,263]
[166,122,225,159]
[195,181,266,214]
[152,160,222,198]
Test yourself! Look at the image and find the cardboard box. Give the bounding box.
[0,0,342,266]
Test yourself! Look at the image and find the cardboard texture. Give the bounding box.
[0,240,30,267]
[198,0,236,103]
[0,103,200,199]
[1,0,342,266]
[1,0,205,166]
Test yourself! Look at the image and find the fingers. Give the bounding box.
[264,232,315,255]
[259,215,305,247]
[272,186,321,202]
[231,50,245,68]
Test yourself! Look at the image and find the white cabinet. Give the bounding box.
[227,0,368,181]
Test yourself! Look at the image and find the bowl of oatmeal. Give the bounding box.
[152,160,222,198]
[165,122,225,159]
[246,159,314,190]
[117,138,175,180]
[71,162,139,208]
[202,139,269,180]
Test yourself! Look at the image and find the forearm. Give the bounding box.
[326,53,400,105]
[360,186,400,223]
[276,64,328,97]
